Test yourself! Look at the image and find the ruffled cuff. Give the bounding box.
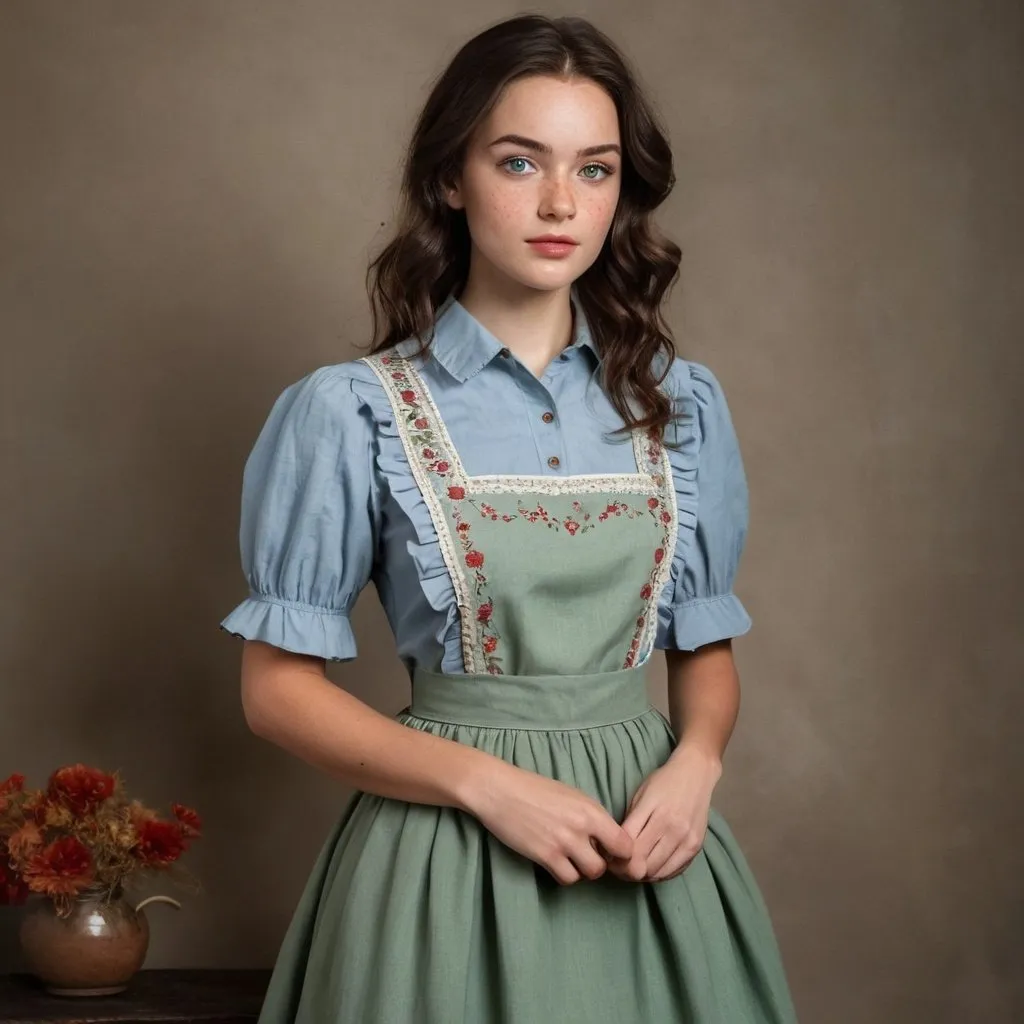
[656,593,752,652]
[219,595,357,661]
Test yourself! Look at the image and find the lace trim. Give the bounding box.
[629,439,679,668]
[459,474,660,496]
[362,354,478,672]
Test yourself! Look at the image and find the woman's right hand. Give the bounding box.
[461,760,634,885]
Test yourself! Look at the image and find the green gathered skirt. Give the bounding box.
[256,666,798,1023]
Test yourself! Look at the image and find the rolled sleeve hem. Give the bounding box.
[655,593,752,652]
[219,595,357,662]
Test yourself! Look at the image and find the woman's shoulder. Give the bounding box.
[271,355,393,418]
[660,353,731,409]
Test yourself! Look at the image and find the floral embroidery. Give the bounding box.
[362,351,678,674]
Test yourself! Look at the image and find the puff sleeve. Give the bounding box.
[655,359,753,651]
[219,366,379,661]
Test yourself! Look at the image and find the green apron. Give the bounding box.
[255,351,798,1023]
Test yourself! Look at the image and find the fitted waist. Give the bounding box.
[405,664,653,730]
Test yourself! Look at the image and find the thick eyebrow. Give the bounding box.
[487,134,621,158]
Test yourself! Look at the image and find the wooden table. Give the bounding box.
[0,969,272,1023]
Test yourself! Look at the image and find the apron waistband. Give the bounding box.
[406,664,653,730]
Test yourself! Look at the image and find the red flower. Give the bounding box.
[47,764,116,816]
[477,602,493,623]
[0,854,28,906]
[400,389,416,403]
[0,773,25,795]
[448,486,465,500]
[391,372,405,380]
[457,522,470,532]
[21,836,94,896]
[483,636,498,654]
[414,417,428,429]
[133,818,188,866]
[423,448,435,459]
[0,773,24,815]
[465,550,484,569]
[661,510,672,523]
[381,356,391,364]
[640,583,652,599]
[654,547,664,564]
[564,519,580,535]
[647,497,659,509]
[171,804,203,839]
[435,461,450,474]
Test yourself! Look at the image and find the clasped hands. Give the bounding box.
[597,744,722,884]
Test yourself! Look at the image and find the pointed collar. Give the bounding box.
[414,288,601,384]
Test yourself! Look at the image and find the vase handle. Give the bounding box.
[134,895,182,913]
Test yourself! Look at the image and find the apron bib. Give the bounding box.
[363,351,678,677]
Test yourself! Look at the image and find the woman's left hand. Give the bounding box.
[604,744,722,883]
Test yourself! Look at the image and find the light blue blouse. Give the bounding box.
[220,293,753,673]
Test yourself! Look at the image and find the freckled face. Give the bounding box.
[445,75,622,293]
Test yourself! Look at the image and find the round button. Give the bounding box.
[541,411,554,423]
[547,455,560,469]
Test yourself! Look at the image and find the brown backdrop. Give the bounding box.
[1,2,1021,1020]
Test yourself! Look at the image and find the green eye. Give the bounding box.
[581,164,610,180]
[503,157,531,174]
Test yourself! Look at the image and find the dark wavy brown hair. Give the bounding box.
[363,14,682,437]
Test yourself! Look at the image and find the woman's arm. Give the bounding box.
[239,640,636,883]
[664,640,741,771]
[240,639,493,811]
[608,642,740,882]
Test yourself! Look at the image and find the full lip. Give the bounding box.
[526,235,579,244]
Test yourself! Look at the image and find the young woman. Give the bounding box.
[221,14,798,1023]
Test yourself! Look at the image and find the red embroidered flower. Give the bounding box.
[400,389,416,403]
[661,511,672,523]
[564,519,580,535]
[465,550,484,569]
[648,497,659,509]
[391,372,405,380]
[477,602,493,623]
[483,636,498,654]
[448,486,465,500]
[423,448,435,459]
[381,356,391,364]
[640,583,652,599]
[435,460,450,474]
[654,547,664,564]
[457,522,470,532]
[414,417,428,429]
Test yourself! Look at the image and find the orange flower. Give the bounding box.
[21,790,53,826]
[133,818,187,866]
[6,820,43,859]
[47,764,116,816]
[171,804,202,839]
[21,836,94,896]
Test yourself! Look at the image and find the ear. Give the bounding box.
[443,176,465,211]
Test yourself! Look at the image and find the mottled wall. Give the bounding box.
[1,2,1021,1020]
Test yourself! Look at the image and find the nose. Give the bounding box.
[538,174,576,221]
